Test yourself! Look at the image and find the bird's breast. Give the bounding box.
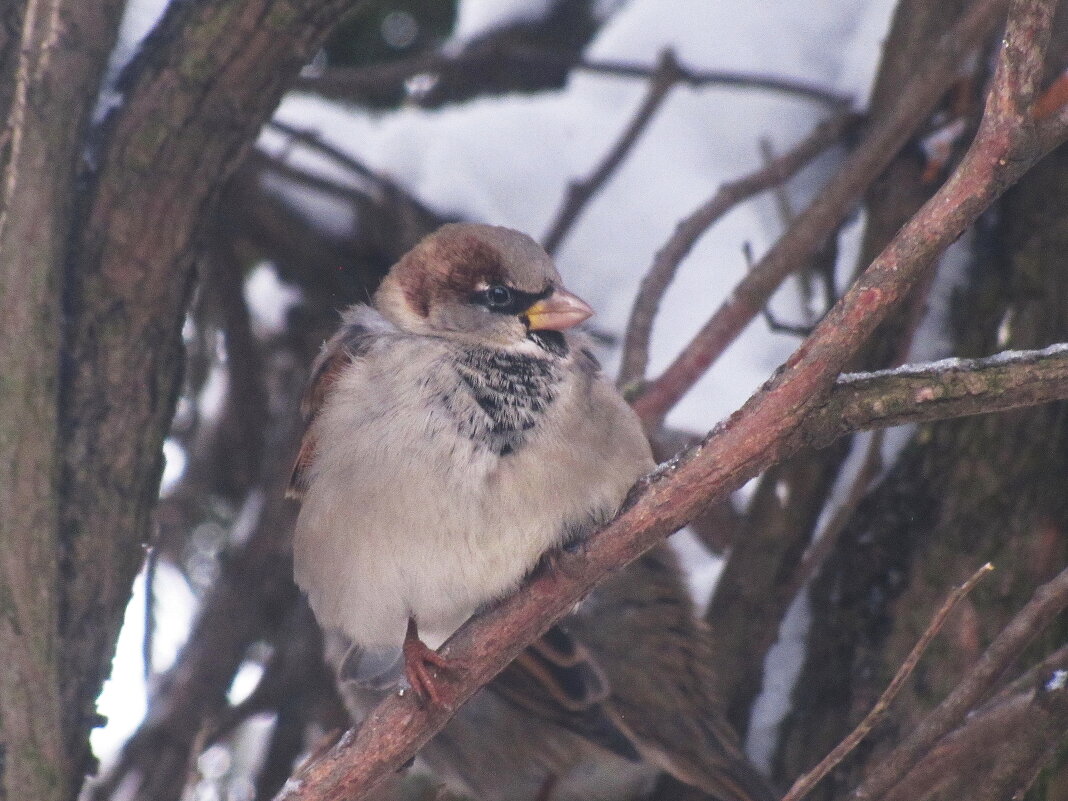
[444,345,563,457]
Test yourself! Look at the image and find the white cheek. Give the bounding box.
[512,337,546,355]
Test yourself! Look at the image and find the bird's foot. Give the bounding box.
[538,537,587,578]
[403,618,461,707]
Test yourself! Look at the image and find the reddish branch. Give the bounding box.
[629,0,1009,426]
[276,2,1068,798]
[616,111,860,391]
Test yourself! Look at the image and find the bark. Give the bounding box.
[0,0,364,796]
[87,157,442,801]
[0,2,125,799]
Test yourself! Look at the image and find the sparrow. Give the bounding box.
[288,222,650,702]
[289,223,776,801]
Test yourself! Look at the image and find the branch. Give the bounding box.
[266,119,391,190]
[881,645,1068,801]
[569,54,850,107]
[277,2,1068,797]
[542,49,682,256]
[849,560,1068,801]
[880,692,1034,801]
[780,563,994,801]
[58,2,364,790]
[294,46,851,110]
[629,0,1009,425]
[802,343,1068,446]
[616,111,859,391]
[0,0,125,795]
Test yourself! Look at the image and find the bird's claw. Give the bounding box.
[403,619,461,707]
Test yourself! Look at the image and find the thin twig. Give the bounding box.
[266,119,384,184]
[616,112,857,390]
[781,563,994,801]
[542,49,682,255]
[761,137,821,324]
[628,0,1009,424]
[879,690,1032,801]
[760,138,798,227]
[850,561,1068,801]
[261,120,442,226]
[254,150,381,204]
[570,52,852,107]
[142,545,158,681]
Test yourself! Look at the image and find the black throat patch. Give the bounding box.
[527,329,568,357]
[450,346,563,457]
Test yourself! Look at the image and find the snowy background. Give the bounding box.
[92,0,905,781]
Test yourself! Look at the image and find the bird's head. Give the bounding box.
[374,223,593,351]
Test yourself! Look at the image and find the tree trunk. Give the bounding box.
[0,2,125,799]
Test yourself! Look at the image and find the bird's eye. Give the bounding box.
[485,285,513,308]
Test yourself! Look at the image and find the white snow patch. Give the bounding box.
[746,587,812,771]
[95,0,174,121]
[1046,669,1068,692]
[245,263,302,337]
[160,438,187,496]
[197,363,228,423]
[669,528,726,615]
[91,561,197,766]
[228,661,266,706]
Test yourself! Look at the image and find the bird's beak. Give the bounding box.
[524,288,594,331]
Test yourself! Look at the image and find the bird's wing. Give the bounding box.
[286,319,375,500]
[491,625,643,763]
[573,546,781,801]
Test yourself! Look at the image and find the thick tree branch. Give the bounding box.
[0,1,125,798]
[57,0,367,795]
[802,343,1068,445]
[277,3,1068,797]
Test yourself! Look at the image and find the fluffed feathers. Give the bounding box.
[290,223,776,801]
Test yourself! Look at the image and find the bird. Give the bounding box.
[417,543,779,801]
[288,223,777,801]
